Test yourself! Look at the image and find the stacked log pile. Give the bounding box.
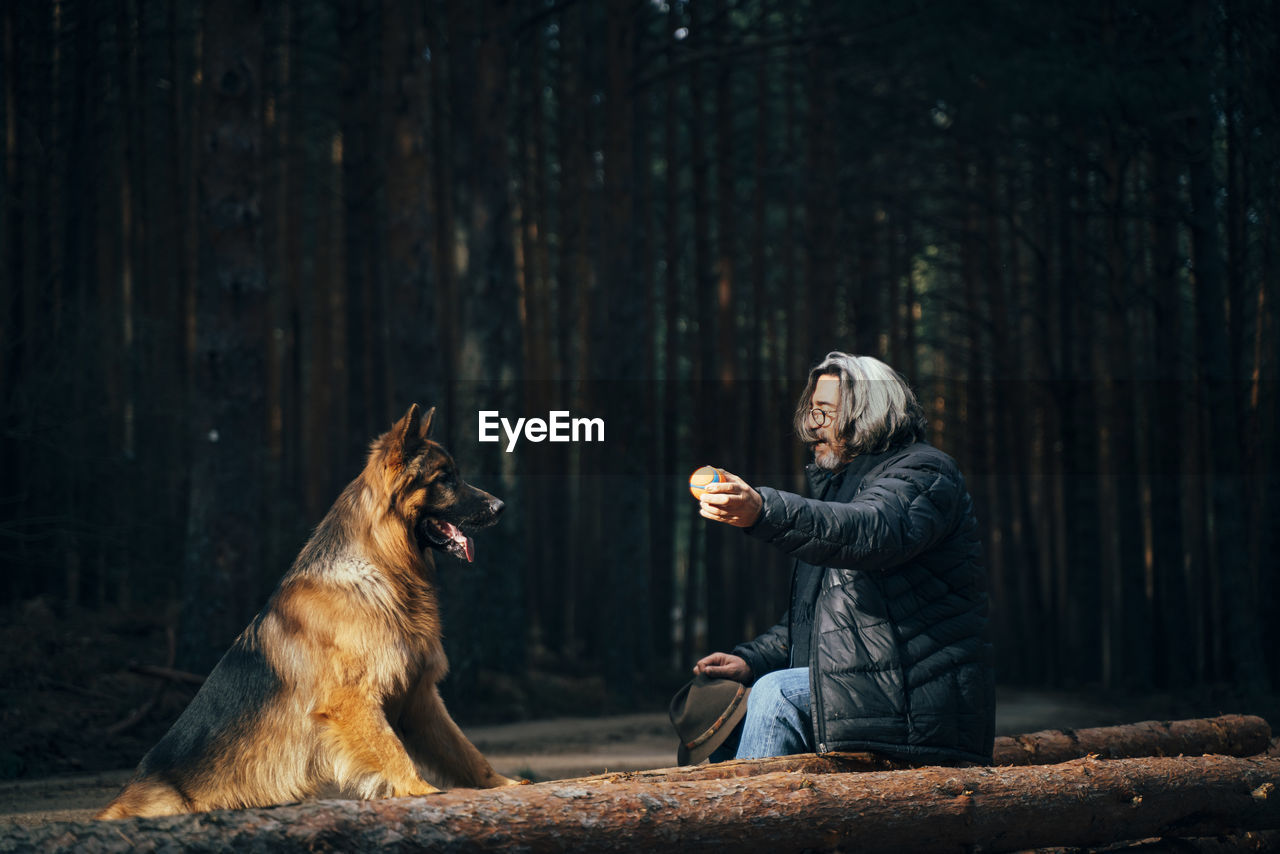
[2,715,1276,853]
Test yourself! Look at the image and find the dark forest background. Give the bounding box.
[2,0,1278,732]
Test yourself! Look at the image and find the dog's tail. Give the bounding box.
[96,779,191,820]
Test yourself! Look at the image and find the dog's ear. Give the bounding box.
[420,406,436,439]
[394,404,424,455]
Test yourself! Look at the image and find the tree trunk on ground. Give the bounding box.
[8,755,1280,853]
[569,714,1272,785]
[993,713,1270,766]
[1100,829,1280,853]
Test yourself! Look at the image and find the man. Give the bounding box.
[695,352,994,764]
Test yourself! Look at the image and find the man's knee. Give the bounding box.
[746,668,806,714]
[735,667,813,759]
[752,676,783,696]
[750,669,789,701]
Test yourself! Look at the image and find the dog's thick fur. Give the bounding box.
[97,405,518,819]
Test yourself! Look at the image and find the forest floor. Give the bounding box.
[3,599,1277,831]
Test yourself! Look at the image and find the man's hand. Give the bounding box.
[693,652,753,683]
[699,470,763,528]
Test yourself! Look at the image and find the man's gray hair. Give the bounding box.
[793,352,928,458]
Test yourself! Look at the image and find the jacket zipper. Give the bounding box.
[786,563,798,668]
[806,467,838,754]
[807,457,879,755]
[811,582,826,753]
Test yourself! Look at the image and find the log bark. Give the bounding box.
[6,754,1279,853]
[572,714,1272,785]
[995,714,1272,766]
[1027,830,1280,853]
[1084,829,1280,852]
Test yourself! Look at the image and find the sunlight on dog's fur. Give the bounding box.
[97,405,520,819]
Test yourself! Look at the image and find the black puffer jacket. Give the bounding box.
[732,442,994,764]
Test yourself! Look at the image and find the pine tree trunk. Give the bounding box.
[599,0,645,703]
[338,0,383,450]
[1147,148,1191,688]
[1184,6,1266,692]
[382,0,433,411]
[178,0,267,673]
[710,0,738,655]
[449,0,524,689]
[661,0,686,670]
[0,2,15,605]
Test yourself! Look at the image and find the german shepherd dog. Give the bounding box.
[97,404,519,819]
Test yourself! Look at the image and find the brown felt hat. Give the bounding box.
[668,674,751,766]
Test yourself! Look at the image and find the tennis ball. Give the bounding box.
[689,465,724,498]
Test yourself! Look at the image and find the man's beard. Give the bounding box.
[813,441,845,471]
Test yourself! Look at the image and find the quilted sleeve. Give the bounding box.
[745,451,966,572]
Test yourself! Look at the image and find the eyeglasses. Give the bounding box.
[808,407,836,427]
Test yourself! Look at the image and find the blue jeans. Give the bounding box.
[709,667,813,761]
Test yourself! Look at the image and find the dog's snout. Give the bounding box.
[488,498,504,519]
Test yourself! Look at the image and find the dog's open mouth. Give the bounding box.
[419,518,475,563]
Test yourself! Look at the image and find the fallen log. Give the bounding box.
[573,749,911,783]
[571,714,1272,785]
[994,714,1271,766]
[5,753,1278,853]
[1028,828,1280,853]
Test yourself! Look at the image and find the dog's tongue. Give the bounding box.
[441,521,475,563]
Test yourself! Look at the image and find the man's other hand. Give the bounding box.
[698,470,763,528]
[693,652,753,683]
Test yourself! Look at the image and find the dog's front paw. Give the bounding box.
[400,780,443,797]
[478,774,526,788]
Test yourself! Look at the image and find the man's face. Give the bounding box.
[809,373,844,470]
